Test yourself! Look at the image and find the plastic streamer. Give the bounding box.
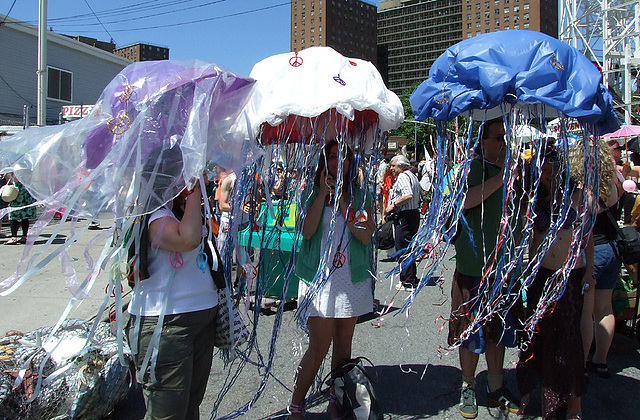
[0,60,257,402]
[208,47,403,419]
[405,30,620,354]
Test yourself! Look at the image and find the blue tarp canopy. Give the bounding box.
[410,30,619,135]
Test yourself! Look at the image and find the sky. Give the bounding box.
[4,0,381,77]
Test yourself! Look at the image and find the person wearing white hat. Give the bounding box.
[2,173,36,245]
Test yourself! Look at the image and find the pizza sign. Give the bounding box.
[62,105,95,119]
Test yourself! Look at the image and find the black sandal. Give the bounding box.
[587,360,610,378]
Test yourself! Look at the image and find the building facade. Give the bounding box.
[0,14,130,126]
[114,43,169,62]
[290,0,378,64]
[462,0,557,39]
[377,0,463,95]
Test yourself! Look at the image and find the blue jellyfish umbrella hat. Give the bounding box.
[401,30,620,348]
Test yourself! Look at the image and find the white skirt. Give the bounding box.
[297,210,373,318]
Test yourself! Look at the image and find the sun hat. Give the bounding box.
[1,184,18,202]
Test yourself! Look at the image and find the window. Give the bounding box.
[301,29,305,35]
[485,11,490,17]
[485,1,490,7]
[504,7,509,13]
[467,14,472,19]
[495,18,500,24]
[504,16,509,22]
[524,22,529,28]
[485,19,490,25]
[514,24,519,29]
[467,23,472,28]
[476,21,481,27]
[514,5,519,11]
[476,3,481,9]
[505,25,509,29]
[524,3,529,9]
[47,66,72,102]
[524,13,529,19]
[495,8,500,14]
[467,32,473,38]
[476,12,480,18]
[467,5,472,9]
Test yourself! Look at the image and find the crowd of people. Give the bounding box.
[78,120,637,420]
[2,121,635,420]
[376,119,636,420]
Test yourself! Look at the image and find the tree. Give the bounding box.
[392,82,472,159]
[392,82,436,158]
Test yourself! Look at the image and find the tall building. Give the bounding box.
[65,36,115,54]
[462,0,558,39]
[114,43,169,62]
[290,0,378,64]
[377,0,463,96]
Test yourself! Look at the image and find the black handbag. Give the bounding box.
[376,222,394,250]
[325,356,383,420]
[604,207,640,265]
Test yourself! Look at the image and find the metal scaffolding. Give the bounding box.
[560,0,640,124]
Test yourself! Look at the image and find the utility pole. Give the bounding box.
[37,0,47,126]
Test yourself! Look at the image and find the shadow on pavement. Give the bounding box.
[34,233,68,245]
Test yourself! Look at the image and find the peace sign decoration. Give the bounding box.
[170,252,184,269]
[289,51,304,67]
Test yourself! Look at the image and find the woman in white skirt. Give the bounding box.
[289,140,375,419]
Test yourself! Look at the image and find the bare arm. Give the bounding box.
[302,170,332,240]
[464,166,504,210]
[385,194,412,215]
[339,198,375,244]
[149,183,203,252]
[218,176,234,213]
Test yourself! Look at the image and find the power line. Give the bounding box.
[0,73,35,107]
[47,0,209,24]
[82,0,117,44]
[49,0,230,29]
[63,2,290,33]
[1,0,18,25]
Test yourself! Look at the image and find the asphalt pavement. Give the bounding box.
[0,218,638,419]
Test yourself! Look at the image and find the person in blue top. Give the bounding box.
[288,139,375,419]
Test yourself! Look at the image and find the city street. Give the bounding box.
[0,218,639,419]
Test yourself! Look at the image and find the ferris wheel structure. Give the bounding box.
[560,0,640,124]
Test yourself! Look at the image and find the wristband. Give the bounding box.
[344,207,355,222]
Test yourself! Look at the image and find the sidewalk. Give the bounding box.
[1,220,639,419]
